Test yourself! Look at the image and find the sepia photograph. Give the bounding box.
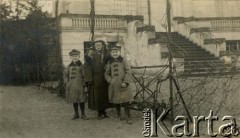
[0,0,240,137]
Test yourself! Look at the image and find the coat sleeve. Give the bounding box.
[104,62,112,83]
[81,65,86,86]
[83,64,93,83]
[63,66,69,84]
[123,58,132,84]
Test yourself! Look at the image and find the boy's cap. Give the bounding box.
[110,44,121,51]
[94,40,105,45]
[69,49,80,56]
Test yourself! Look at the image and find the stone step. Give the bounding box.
[184,62,225,68]
[184,57,220,61]
[172,53,215,58]
[172,46,204,50]
[172,50,211,54]
[156,32,178,35]
[172,44,198,47]
[179,71,233,77]
[184,61,224,65]
[184,67,227,73]
[184,53,215,57]
[155,32,226,73]
[172,49,209,53]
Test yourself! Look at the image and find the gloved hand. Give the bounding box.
[121,82,128,88]
[84,86,88,93]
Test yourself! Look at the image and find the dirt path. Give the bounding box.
[1,86,234,138]
[0,85,149,138]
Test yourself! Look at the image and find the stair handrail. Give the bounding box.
[182,22,212,39]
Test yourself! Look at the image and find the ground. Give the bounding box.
[0,85,238,138]
[0,85,146,138]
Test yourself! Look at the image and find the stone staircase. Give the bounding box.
[155,32,226,74]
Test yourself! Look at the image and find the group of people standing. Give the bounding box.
[64,39,134,124]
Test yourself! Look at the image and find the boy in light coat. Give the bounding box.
[65,49,88,120]
[105,42,134,124]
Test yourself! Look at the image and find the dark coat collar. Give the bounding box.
[109,56,123,64]
[69,60,82,66]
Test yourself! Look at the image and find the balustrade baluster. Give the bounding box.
[110,20,112,28]
[95,19,97,29]
[106,19,108,29]
[82,19,84,28]
[74,19,76,27]
[87,19,90,28]
[113,20,115,28]
[103,20,107,28]
[107,20,110,28]
[94,19,97,29]
[100,19,102,29]
[213,21,217,29]
[85,19,87,28]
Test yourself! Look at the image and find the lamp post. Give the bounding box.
[90,0,95,41]
[166,0,174,124]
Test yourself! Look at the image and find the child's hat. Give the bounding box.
[110,43,122,51]
[69,49,80,56]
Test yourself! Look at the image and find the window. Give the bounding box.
[226,40,240,51]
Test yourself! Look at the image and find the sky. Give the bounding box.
[1,0,54,14]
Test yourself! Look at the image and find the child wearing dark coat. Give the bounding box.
[105,43,134,124]
[65,49,88,120]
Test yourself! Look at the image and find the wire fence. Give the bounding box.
[1,49,240,120]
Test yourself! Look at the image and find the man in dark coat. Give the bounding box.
[84,40,111,119]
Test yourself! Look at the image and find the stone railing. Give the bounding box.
[174,17,240,30]
[172,17,240,57]
[60,14,144,32]
[71,18,127,29]
[173,21,211,49]
[211,20,240,29]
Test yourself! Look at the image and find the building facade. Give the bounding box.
[57,0,240,68]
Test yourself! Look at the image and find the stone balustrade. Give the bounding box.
[59,14,144,32]
[71,18,127,29]
[211,20,240,29]
[174,17,240,30]
[172,17,240,57]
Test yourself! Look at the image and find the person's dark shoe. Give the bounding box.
[97,114,105,120]
[126,118,133,124]
[103,114,109,118]
[72,114,80,120]
[120,116,125,121]
[81,114,89,120]
[116,115,124,120]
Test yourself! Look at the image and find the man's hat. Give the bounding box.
[69,49,80,56]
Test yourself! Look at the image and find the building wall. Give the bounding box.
[56,0,150,24]
[212,31,240,41]
[59,15,128,66]
[171,0,240,18]
[60,31,128,67]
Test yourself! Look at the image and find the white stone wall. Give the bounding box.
[60,32,89,66]
[125,21,166,67]
[211,32,240,41]
[170,0,240,18]
[60,18,167,68]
